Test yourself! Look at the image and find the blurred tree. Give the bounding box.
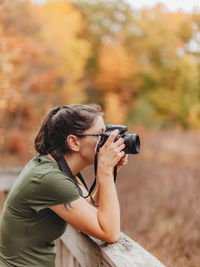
[0,0,53,132]
[127,4,200,128]
[72,0,140,123]
[95,43,134,122]
[72,0,138,123]
[0,0,91,159]
[1,0,200,164]
[72,1,200,128]
[38,0,91,103]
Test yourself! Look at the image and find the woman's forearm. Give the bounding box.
[96,168,120,242]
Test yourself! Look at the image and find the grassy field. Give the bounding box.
[116,129,200,266]
[1,129,200,266]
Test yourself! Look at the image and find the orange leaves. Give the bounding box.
[39,1,91,77]
[0,0,91,130]
[1,0,200,160]
[94,43,136,122]
[37,1,91,103]
[5,129,26,154]
[0,28,39,118]
[104,92,128,124]
[97,43,133,91]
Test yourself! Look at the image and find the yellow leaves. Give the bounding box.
[37,0,91,103]
[100,43,132,77]
[188,104,200,128]
[1,0,200,129]
[41,0,72,15]
[104,92,127,124]
[94,43,136,123]
[39,1,91,78]
[149,88,181,116]
[139,6,181,55]
[96,43,134,91]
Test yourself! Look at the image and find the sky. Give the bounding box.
[126,0,200,13]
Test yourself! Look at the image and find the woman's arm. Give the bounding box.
[49,130,125,243]
[50,172,119,243]
[77,154,128,205]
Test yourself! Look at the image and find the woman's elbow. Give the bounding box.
[102,232,120,244]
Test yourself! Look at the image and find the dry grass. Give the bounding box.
[115,129,200,266]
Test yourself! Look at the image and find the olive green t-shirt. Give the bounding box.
[0,155,80,266]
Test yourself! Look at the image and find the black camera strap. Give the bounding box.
[114,165,117,182]
[51,154,98,206]
[51,153,117,208]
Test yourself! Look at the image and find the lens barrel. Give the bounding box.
[123,134,140,154]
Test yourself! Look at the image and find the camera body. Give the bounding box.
[97,124,140,154]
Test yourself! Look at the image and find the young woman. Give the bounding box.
[0,104,128,266]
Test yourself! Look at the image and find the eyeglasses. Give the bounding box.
[76,133,104,137]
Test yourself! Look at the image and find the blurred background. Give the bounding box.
[1,0,200,265]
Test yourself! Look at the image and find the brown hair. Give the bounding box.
[34,104,102,159]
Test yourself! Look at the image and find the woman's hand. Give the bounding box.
[97,130,125,175]
[117,154,128,171]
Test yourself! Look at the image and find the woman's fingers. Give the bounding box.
[105,129,119,145]
[104,135,125,159]
[114,137,124,146]
[121,154,128,165]
[117,154,128,171]
[98,131,126,169]
[119,154,128,162]
[118,150,125,158]
[116,143,125,152]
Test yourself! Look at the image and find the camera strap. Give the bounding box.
[51,154,98,206]
[114,165,117,182]
[90,152,118,190]
[51,152,117,208]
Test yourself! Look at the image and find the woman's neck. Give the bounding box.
[47,153,87,176]
[64,153,87,176]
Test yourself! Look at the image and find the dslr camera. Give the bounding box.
[97,124,140,154]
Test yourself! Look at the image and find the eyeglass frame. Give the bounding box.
[76,133,105,137]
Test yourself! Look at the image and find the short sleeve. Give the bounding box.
[29,171,80,212]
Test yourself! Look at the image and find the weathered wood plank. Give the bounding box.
[95,233,166,267]
[61,244,71,267]
[61,225,100,267]
[61,226,166,267]
[56,239,62,267]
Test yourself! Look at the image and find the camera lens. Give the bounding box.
[123,134,140,154]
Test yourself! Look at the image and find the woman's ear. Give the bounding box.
[66,135,80,152]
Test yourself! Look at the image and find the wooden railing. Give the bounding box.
[0,168,166,267]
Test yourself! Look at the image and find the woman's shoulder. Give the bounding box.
[28,154,59,171]
[28,156,80,209]
[19,154,67,184]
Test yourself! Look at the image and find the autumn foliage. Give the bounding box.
[1,0,200,265]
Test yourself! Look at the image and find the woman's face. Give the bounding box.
[79,115,106,166]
